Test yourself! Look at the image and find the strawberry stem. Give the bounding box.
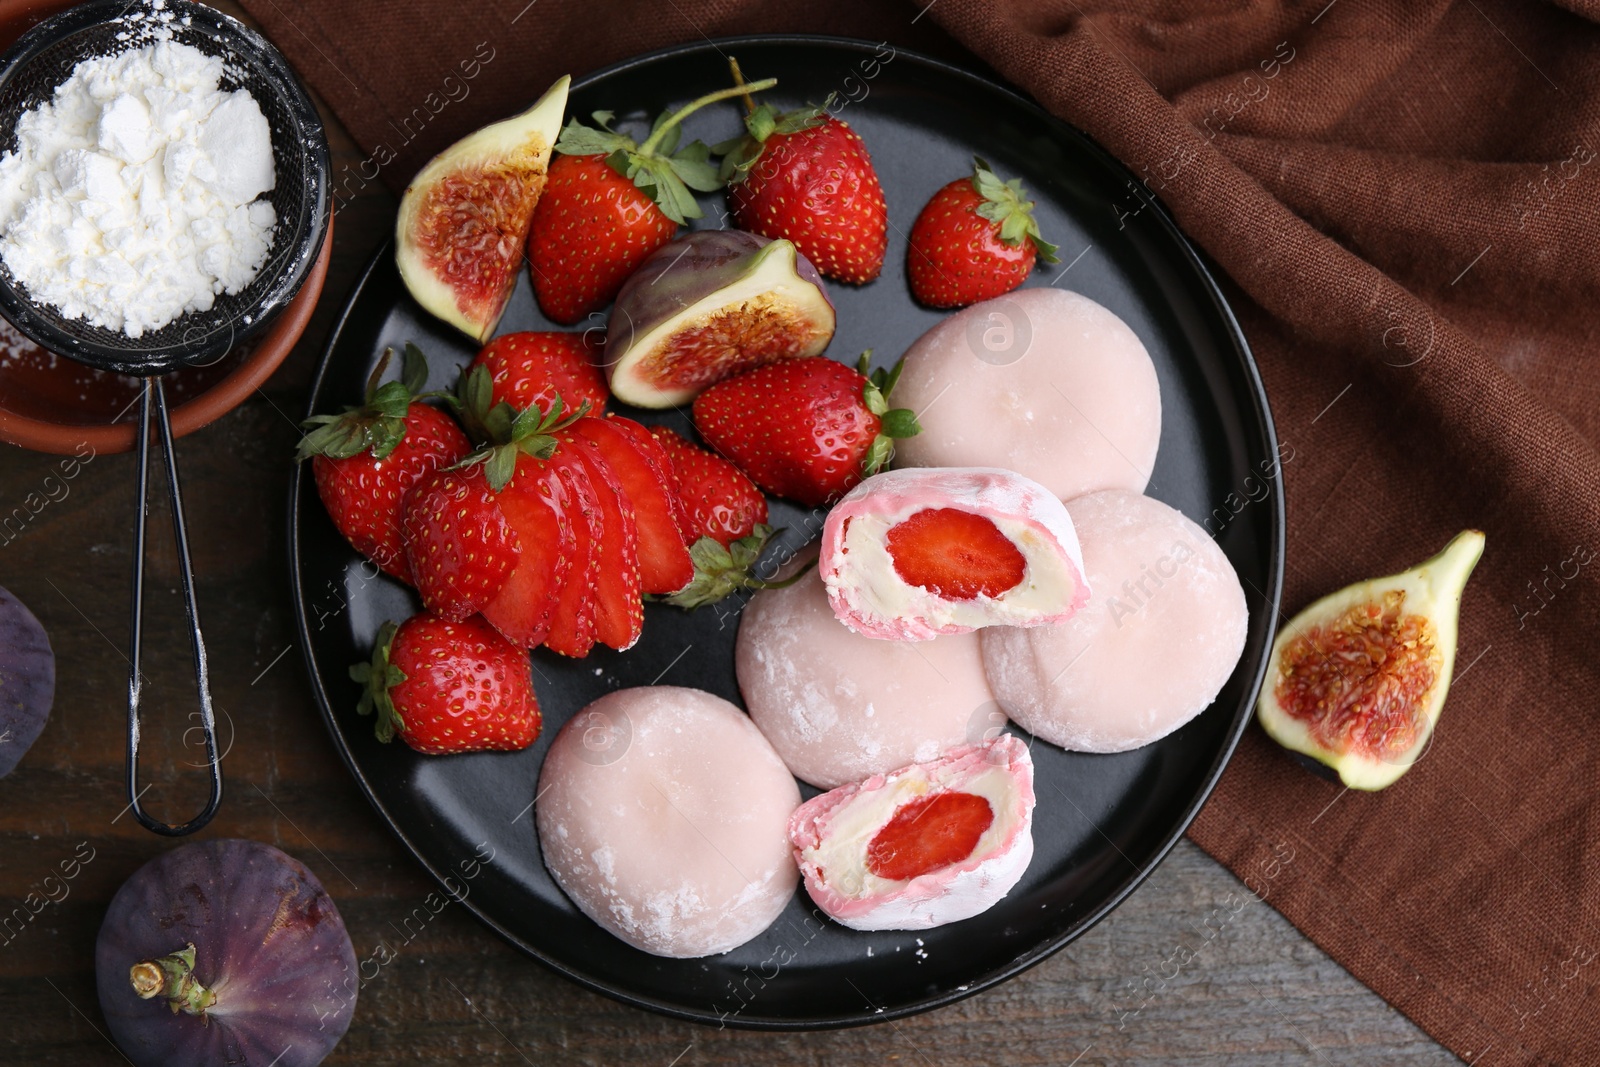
[638,79,777,156]
[728,57,757,115]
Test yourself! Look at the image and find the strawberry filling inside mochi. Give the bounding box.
[865,791,995,881]
[790,735,1035,931]
[820,467,1089,641]
[885,508,1026,600]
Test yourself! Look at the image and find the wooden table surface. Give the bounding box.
[0,18,1461,1065]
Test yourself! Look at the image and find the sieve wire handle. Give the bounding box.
[125,376,222,836]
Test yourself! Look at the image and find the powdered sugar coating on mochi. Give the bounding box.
[789,735,1036,931]
[737,552,998,789]
[536,686,801,958]
[982,490,1247,752]
[819,466,1089,641]
[892,288,1161,500]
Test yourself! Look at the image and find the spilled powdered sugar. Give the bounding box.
[0,37,275,338]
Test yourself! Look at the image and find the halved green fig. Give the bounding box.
[396,76,570,341]
[603,229,835,408]
[1257,530,1485,791]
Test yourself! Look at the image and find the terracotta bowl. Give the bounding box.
[0,0,332,456]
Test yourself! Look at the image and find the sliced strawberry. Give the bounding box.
[481,456,575,648]
[541,450,602,657]
[558,425,643,651]
[606,415,691,542]
[884,508,1026,601]
[647,426,768,548]
[567,417,693,594]
[865,791,995,881]
[400,466,521,620]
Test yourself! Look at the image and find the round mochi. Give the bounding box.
[893,287,1161,500]
[819,466,1089,641]
[536,686,801,958]
[737,555,999,789]
[982,491,1248,752]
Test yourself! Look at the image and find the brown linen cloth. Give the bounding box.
[238,0,1600,1061]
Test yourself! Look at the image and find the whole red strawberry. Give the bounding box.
[648,426,767,547]
[907,157,1058,308]
[528,154,676,325]
[351,614,540,754]
[692,354,920,507]
[528,79,775,324]
[297,344,469,583]
[470,331,609,416]
[719,91,887,285]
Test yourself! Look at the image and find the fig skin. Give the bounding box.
[0,583,53,778]
[604,229,836,408]
[395,76,570,341]
[96,839,358,1067]
[1256,529,1485,791]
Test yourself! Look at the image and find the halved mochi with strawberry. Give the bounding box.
[789,736,1035,931]
[819,467,1088,641]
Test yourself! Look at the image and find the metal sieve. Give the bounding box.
[0,0,330,835]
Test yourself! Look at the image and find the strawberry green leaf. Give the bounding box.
[401,343,429,395]
[968,156,1060,264]
[863,435,895,477]
[296,345,437,463]
[662,525,812,609]
[454,391,590,491]
[350,620,406,744]
[668,140,721,193]
[554,114,635,158]
[862,379,889,417]
[629,154,703,224]
[295,415,371,462]
[483,445,518,492]
[772,100,829,135]
[878,408,922,439]
[874,356,907,398]
[857,353,920,476]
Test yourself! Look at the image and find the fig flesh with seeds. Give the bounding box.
[603,229,836,408]
[396,76,570,341]
[1256,529,1485,790]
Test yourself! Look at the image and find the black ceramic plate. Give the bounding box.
[290,36,1283,1029]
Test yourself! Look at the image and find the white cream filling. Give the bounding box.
[836,507,1079,630]
[802,764,1022,899]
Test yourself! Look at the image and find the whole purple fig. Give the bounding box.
[604,229,836,407]
[96,839,357,1067]
[0,582,53,778]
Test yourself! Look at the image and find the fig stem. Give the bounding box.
[129,943,217,1018]
[638,78,778,156]
[728,56,756,115]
